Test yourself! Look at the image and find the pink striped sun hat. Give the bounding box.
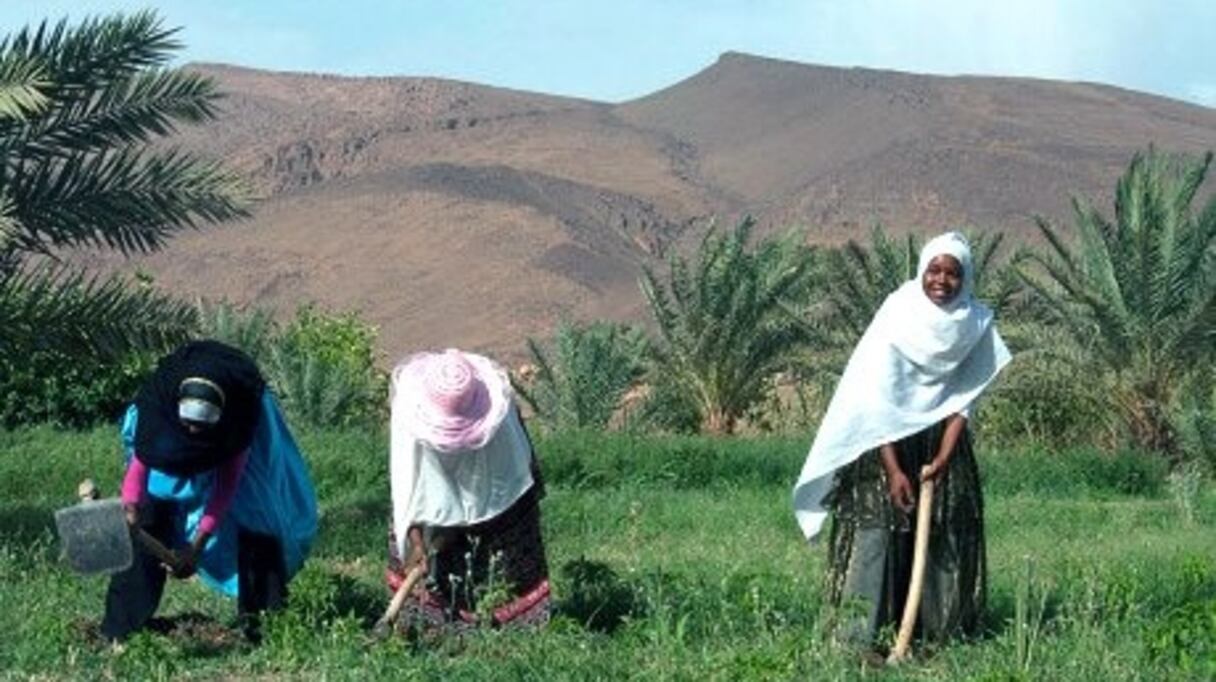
[392,348,513,453]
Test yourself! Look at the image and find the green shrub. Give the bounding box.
[267,305,387,429]
[197,301,388,429]
[1145,599,1216,679]
[743,375,829,436]
[0,299,390,431]
[639,217,816,434]
[556,558,639,632]
[625,373,702,434]
[977,331,1115,449]
[0,348,156,428]
[194,299,276,363]
[1176,375,1216,474]
[1014,148,1216,457]
[517,321,650,431]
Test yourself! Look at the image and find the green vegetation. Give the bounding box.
[641,217,815,434]
[0,9,1213,680]
[0,11,248,432]
[518,321,650,431]
[1015,148,1216,458]
[1,427,1213,679]
[0,11,248,364]
[197,301,388,429]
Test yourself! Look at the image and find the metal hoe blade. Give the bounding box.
[54,497,134,575]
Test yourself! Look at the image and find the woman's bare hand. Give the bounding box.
[887,470,916,512]
[405,525,429,575]
[921,456,949,482]
[123,503,140,527]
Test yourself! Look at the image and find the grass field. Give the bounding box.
[1,426,1214,680]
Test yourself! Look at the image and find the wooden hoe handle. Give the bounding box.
[888,468,936,663]
[372,564,427,639]
[132,527,180,570]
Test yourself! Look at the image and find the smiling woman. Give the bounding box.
[922,253,963,306]
[793,232,1011,653]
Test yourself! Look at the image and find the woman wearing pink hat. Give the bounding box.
[384,349,550,632]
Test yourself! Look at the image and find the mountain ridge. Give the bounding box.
[83,51,1216,362]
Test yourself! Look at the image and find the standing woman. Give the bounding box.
[792,232,1011,647]
[386,349,551,633]
[102,340,318,643]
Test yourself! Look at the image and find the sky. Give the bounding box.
[1,1,1213,107]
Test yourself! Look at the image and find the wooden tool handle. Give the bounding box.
[132,527,180,570]
[372,564,427,639]
[888,468,936,663]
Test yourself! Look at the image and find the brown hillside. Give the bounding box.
[83,54,1216,363]
[617,52,1216,238]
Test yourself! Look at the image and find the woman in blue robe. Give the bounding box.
[101,340,317,643]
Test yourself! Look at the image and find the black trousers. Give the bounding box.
[101,500,287,642]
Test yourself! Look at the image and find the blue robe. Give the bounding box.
[121,391,318,597]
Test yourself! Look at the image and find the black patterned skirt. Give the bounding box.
[824,420,986,645]
[386,485,551,632]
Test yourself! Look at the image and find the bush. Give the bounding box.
[267,306,388,429]
[977,329,1115,449]
[624,373,702,435]
[0,348,156,428]
[556,558,639,632]
[639,218,816,434]
[193,299,276,363]
[518,321,650,431]
[1144,598,1216,679]
[742,375,829,436]
[0,300,388,431]
[198,301,388,429]
[1176,376,1216,474]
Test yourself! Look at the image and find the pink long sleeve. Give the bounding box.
[120,456,150,506]
[197,449,248,537]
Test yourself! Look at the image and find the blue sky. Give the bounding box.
[2,1,1213,106]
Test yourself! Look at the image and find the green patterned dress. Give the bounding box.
[824,419,986,646]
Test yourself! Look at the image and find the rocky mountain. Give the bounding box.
[82,52,1216,362]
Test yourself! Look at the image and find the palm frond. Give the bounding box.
[16,68,221,158]
[0,262,196,361]
[1,12,178,88]
[8,146,249,255]
[639,218,815,433]
[0,53,49,119]
[1017,147,1216,455]
[0,11,248,259]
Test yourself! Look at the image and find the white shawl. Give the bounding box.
[792,232,1011,541]
[390,403,535,557]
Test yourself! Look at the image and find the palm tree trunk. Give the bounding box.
[1116,380,1180,460]
[702,408,736,435]
[1124,397,1180,460]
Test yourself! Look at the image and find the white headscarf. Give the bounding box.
[389,360,535,557]
[791,232,1011,541]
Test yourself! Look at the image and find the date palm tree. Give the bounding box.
[640,217,815,434]
[0,11,248,362]
[516,321,651,430]
[1015,148,1216,456]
